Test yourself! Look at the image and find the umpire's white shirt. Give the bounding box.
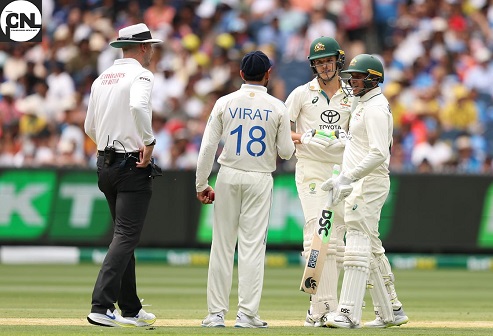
[85,58,155,152]
[286,77,353,164]
[344,87,393,180]
[196,84,294,192]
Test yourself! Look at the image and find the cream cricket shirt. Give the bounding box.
[196,84,294,192]
[343,87,393,180]
[286,77,353,164]
[85,58,155,152]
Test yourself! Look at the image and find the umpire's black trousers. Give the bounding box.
[91,155,152,316]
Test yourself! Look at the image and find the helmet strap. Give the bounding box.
[318,71,337,84]
[316,62,339,85]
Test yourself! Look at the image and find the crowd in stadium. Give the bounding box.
[0,0,492,174]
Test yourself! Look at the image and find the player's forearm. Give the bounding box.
[291,130,301,142]
[279,117,295,159]
[84,99,97,142]
[195,142,218,192]
[130,105,154,145]
[195,154,215,192]
[84,118,96,143]
[346,150,386,181]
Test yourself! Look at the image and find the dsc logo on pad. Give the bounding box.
[0,0,42,42]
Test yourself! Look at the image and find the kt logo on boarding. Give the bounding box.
[0,0,42,42]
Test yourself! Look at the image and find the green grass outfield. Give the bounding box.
[0,263,492,335]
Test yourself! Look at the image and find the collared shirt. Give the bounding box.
[85,58,155,152]
[196,84,294,192]
[286,77,353,164]
[343,86,393,180]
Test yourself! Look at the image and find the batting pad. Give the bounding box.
[327,234,341,280]
[338,230,370,325]
[332,222,346,273]
[368,258,395,323]
[301,217,317,259]
[311,243,338,315]
[310,300,332,319]
[336,243,345,272]
[375,253,402,309]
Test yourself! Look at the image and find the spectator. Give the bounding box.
[384,82,406,131]
[411,129,453,172]
[389,142,414,173]
[481,155,493,174]
[144,0,176,31]
[1,0,492,176]
[151,58,185,116]
[58,98,85,163]
[164,127,198,170]
[0,146,12,166]
[57,139,86,167]
[340,0,373,57]
[150,113,172,167]
[16,95,48,138]
[256,14,289,60]
[277,0,308,35]
[3,46,28,82]
[0,81,21,128]
[372,0,404,52]
[454,134,483,174]
[416,158,434,173]
[463,48,492,123]
[31,128,56,167]
[46,61,76,121]
[441,85,479,139]
[306,6,337,43]
[65,38,99,87]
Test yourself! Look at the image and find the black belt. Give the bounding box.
[98,151,140,159]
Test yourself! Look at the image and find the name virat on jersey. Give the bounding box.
[229,107,272,121]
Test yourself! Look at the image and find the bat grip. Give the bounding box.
[325,164,341,209]
[325,190,333,209]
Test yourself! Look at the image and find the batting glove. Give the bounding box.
[300,129,346,148]
[321,173,353,206]
[335,129,348,146]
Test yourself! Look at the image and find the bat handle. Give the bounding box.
[325,164,341,209]
[325,190,333,209]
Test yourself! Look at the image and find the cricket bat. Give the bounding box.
[300,164,340,294]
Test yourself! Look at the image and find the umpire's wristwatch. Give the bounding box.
[146,139,156,146]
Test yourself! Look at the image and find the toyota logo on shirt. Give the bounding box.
[320,110,340,124]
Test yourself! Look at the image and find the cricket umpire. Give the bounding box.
[84,23,161,328]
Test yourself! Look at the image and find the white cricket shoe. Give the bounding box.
[304,309,326,327]
[87,309,137,327]
[201,312,225,327]
[304,310,321,327]
[365,307,409,328]
[124,308,156,327]
[324,314,361,329]
[234,311,268,328]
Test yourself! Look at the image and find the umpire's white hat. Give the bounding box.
[109,23,162,48]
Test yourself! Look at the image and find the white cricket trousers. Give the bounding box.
[295,158,345,314]
[344,175,389,255]
[295,159,346,244]
[207,165,273,317]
